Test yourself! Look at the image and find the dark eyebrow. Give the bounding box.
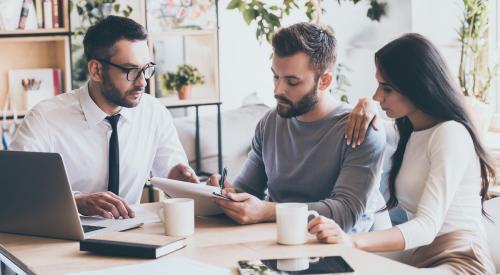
[270,68,301,80]
[379,81,394,88]
[120,63,141,68]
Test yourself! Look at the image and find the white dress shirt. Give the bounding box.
[395,121,485,250]
[10,83,188,204]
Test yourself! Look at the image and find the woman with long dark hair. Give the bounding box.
[308,33,496,274]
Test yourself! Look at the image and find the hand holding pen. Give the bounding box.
[219,167,227,194]
[206,167,236,200]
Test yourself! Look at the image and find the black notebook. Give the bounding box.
[80,232,186,259]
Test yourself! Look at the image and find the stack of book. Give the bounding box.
[0,0,62,31]
[80,232,187,259]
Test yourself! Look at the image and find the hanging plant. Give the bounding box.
[70,0,133,37]
[227,0,387,42]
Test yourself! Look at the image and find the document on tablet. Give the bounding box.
[149,177,225,216]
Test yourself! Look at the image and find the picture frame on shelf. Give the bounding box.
[8,68,62,112]
[146,0,217,32]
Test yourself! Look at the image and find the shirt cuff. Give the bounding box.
[306,201,333,219]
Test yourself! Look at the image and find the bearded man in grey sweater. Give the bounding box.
[208,22,386,233]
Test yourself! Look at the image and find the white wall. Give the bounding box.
[492,0,500,111]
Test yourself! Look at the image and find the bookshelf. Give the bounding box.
[0,0,71,116]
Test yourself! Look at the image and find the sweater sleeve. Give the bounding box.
[306,126,386,232]
[396,122,476,249]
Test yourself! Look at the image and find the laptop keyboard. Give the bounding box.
[82,225,106,233]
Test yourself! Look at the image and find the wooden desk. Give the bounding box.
[0,203,419,275]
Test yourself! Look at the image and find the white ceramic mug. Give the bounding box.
[157,198,194,237]
[276,203,319,245]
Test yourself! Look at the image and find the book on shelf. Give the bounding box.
[18,0,32,29]
[79,232,186,259]
[8,68,62,112]
[0,0,37,31]
[42,0,52,29]
[51,0,59,28]
[34,0,43,28]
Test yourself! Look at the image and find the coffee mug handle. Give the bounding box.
[307,210,319,221]
[157,206,165,222]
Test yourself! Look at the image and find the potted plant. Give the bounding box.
[162,64,205,100]
[160,72,177,96]
[458,0,498,136]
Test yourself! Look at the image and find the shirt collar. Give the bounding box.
[78,82,134,127]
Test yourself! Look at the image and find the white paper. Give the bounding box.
[150,177,223,216]
[65,256,230,275]
[130,204,162,224]
[80,204,161,229]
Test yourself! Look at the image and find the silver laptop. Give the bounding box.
[0,151,142,240]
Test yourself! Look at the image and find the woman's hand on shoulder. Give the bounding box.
[345,98,379,148]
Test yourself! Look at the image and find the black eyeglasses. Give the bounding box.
[96,59,156,82]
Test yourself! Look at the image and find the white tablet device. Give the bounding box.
[149,177,229,216]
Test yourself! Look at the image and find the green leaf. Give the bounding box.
[238,2,247,13]
[76,6,84,15]
[85,3,93,12]
[242,8,256,25]
[227,0,241,10]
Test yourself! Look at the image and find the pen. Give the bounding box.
[219,167,227,194]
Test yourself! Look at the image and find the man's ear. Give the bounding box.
[318,71,333,91]
[88,59,104,82]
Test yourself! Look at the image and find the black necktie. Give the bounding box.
[106,114,121,195]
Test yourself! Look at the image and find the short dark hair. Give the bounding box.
[271,22,337,77]
[83,15,148,61]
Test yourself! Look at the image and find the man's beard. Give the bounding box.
[101,71,143,108]
[275,83,319,118]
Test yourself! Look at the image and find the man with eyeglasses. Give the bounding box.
[10,16,198,219]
